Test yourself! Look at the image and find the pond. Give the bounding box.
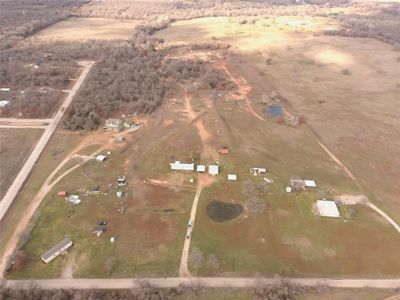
[206,201,243,222]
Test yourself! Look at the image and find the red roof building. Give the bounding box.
[218,148,230,154]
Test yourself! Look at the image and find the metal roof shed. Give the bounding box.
[209,165,219,175]
[304,180,316,188]
[197,165,206,172]
[96,155,107,161]
[317,200,340,218]
[228,174,237,181]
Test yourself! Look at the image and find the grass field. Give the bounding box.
[157,16,400,224]
[0,128,43,199]
[0,131,85,259]
[32,17,141,41]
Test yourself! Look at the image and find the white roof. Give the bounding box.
[304,180,316,187]
[96,155,107,161]
[228,174,237,181]
[197,165,206,172]
[250,168,266,173]
[317,200,340,218]
[209,165,219,175]
[170,161,194,171]
[0,100,10,108]
[0,88,10,92]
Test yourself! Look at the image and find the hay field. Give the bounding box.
[155,16,340,51]
[32,17,141,41]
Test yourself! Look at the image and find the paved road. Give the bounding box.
[2,277,400,290]
[0,61,95,222]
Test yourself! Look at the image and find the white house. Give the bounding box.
[317,200,340,218]
[228,174,237,181]
[196,165,206,172]
[170,161,195,171]
[41,238,73,263]
[209,165,219,175]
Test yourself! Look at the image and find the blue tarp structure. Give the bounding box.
[268,104,283,117]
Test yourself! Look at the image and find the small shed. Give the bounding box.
[57,191,67,197]
[228,174,237,181]
[41,238,73,264]
[317,200,340,218]
[209,165,219,175]
[218,148,230,155]
[116,191,124,198]
[115,136,124,143]
[96,155,107,162]
[92,225,105,237]
[0,88,10,92]
[304,180,317,188]
[66,195,81,205]
[196,165,206,172]
[250,168,267,175]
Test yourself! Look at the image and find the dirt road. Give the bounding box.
[179,182,203,277]
[3,277,400,290]
[336,194,400,235]
[0,61,94,223]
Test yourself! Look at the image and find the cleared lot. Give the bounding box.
[32,17,141,41]
[0,128,43,199]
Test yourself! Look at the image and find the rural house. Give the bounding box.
[228,174,237,181]
[170,161,195,171]
[41,238,73,264]
[250,168,267,175]
[290,179,317,191]
[104,118,123,131]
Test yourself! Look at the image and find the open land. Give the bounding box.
[1,8,400,300]
[0,128,43,199]
[31,17,142,42]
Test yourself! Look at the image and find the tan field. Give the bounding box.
[32,17,141,41]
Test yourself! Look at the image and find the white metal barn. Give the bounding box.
[228,174,237,181]
[317,200,340,218]
[208,165,219,175]
[170,161,195,171]
[197,165,206,172]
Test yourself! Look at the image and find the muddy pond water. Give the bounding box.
[206,201,243,222]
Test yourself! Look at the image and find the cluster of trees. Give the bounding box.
[62,35,203,130]
[242,179,269,214]
[77,0,340,22]
[325,3,400,47]
[0,0,87,49]
[0,279,327,300]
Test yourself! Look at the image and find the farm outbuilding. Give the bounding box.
[197,165,206,172]
[41,238,73,264]
[228,174,237,181]
[209,165,219,175]
[170,161,195,171]
[317,200,340,218]
[57,191,67,197]
[218,148,230,154]
[250,168,267,175]
[0,100,10,108]
[92,225,105,237]
[96,155,107,161]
